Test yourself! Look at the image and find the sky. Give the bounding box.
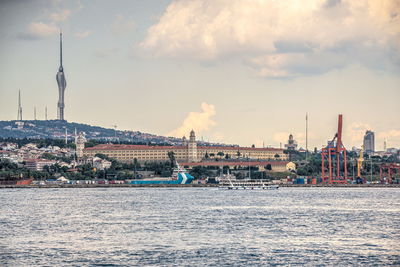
[0,0,399,150]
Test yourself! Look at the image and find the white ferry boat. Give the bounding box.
[217,171,279,190]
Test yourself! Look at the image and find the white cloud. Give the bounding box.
[210,132,225,143]
[28,22,58,38]
[19,6,72,40]
[112,15,135,35]
[273,132,291,145]
[344,122,372,147]
[141,0,400,78]
[75,30,92,39]
[377,130,400,148]
[168,102,217,137]
[49,9,71,22]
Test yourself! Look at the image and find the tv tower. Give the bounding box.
[56,31,67,121]
[17,90,23,121]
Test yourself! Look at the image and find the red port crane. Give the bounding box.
[321,114,348,184]
[380,163,400,184]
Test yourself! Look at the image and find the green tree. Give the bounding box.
[296,167,308,176]
[167,151,176,167]
[41,153,56,160]
[189,166,213,179]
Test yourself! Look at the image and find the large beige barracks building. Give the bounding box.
[83,130,288,163]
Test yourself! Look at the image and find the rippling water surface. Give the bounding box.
[1,187,399,266]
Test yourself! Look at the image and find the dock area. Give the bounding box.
[1,183,400,189]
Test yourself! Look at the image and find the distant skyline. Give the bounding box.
[0,0,399,150]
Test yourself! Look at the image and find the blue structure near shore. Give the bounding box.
[129,172,194,185]
[294,178,305,184]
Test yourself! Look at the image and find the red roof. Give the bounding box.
[84,144,283,152]
[84,144,187,151]
[198,146,283,151]
[181,161,288,167]
[24,158,55,163]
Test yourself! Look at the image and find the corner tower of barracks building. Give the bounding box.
[83,130,288,163]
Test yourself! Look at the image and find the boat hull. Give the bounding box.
[0,178,33,185]
[129,172,194,185]
[219,185,279,190]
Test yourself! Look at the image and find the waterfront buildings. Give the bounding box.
[92,157,112,170]
[83,130,288,164]
[363,130,375,154]
[25,159,56,171]
[181,160,289,172]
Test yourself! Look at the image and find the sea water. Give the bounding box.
[1,187,399,266]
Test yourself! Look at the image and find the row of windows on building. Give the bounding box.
[84,149,286,161]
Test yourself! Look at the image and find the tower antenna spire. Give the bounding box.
[60,30,63,67]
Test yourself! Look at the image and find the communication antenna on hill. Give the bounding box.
[111,125,118,143]
[305,112,308,161]
[45,106,48,120]
[64,127,68,144]
[74,128,78,144]
[34,106,37,120]
[17,90,23,121]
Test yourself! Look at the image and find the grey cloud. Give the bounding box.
[324,0,341,8]
[141,0,400,79]
[0,0,57,8]
[94,47,120,58]
[16,32,42,41]
[274,40,314,53]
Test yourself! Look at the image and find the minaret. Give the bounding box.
[17,90,23,121]
[75,132,86,158]
[56,31,67,121]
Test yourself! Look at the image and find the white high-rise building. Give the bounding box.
[363,130,375,154]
